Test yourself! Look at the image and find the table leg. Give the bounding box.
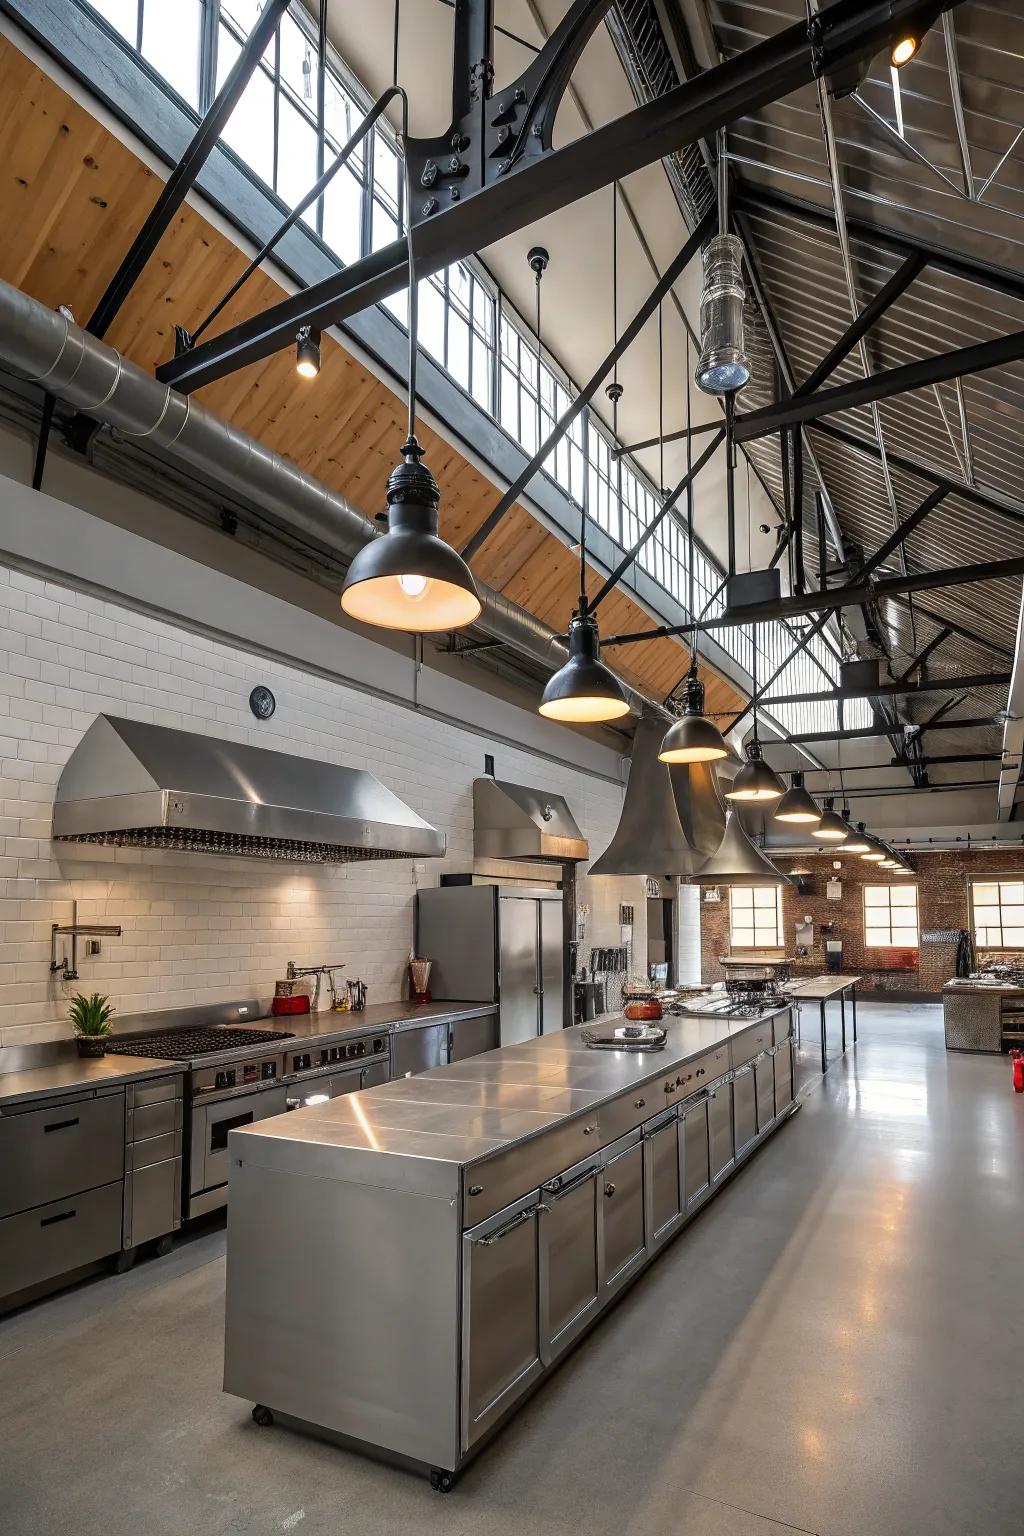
[851,984,858,1042]
[840,991,846,1052]
[820,999,827,1075]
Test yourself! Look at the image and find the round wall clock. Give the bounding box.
[249,685,276,720]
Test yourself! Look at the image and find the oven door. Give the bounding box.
[190,1086,289,1213]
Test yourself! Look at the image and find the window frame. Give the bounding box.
[970,876,1024,950]
[862,884,920,949]
[77,0,870,741]
[729,886,784,950]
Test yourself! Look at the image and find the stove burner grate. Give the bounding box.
[106,1026,294,1060]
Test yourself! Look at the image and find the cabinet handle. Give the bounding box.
[664,1081,674,1094]
[604,1183,616,1197]
[43,1117,79,1133]
[40,1208,76,1227]
[468,1184,483,1196]
[634,1097,645,1109]
[582,1123,597,1135]
[476,1209,534,1245]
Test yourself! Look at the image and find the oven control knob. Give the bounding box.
[373,1037,384,1052]
[215,1071,228,1090]
[355,1040,366,1056]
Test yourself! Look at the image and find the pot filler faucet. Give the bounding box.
[286,960,346,1012]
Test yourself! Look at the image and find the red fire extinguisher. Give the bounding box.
[1012,1049,1024,1094]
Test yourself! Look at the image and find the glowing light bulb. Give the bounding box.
[891,35,917,67]
[398,573,429,597]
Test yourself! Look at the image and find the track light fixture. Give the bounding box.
[891,33,919,67]
[340,90,481,634]
[773,770,821,824]
[295,324,320,378]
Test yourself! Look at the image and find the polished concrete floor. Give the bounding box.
[2,1003,1021,1535]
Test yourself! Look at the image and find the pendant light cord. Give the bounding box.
[658,299,664,497]
[611,182,619,435]
[394,83,418,447]
[685,330,698,680]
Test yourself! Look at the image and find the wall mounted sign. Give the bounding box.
[249,685,276,720]
[922,929,960,943]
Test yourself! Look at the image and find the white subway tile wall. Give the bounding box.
[0,563,647,1045]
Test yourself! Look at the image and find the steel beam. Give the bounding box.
[784,717,998,744]
[734,328,1024,443]
[588,428,725,612]
[839,485,949,590]
[810,419,1024,530]
[887,598,1012,662]
[896,626,952,681]
[737,182,1024,310]
[795,251,927,399]
[460,208,713,562]
[87,0,291,339]
[997,582,1024,819]
[759,671,1009,707]
[723,609,834,735]
[612,419,722,459]
[156,0,943,393]
[601,552,1024,641]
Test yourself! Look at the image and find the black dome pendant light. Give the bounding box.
[340,72,480,633]
[540,193,627,724]
[660,330,730,764]
[724,624,783,802]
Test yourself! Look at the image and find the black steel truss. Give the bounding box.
[755,671,1010,708]
[460,207,714,562]
[87,0,291,340]
[155,0,943,394]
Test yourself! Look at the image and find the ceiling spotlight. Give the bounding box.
[725,738,784,802]
[774,771,822,824]
[295,324,321,379]
[340,438,482,632]
[812,796,849,842]
[539,609,629,724]
[659,665,729,763]
[891,33,919,67]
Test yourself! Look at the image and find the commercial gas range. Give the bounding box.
[107,1016,389,1219]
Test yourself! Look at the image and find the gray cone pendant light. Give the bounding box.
[539,609,629,724]
[689,807,791,888]
[812,796,849,842]
[725,737,785,802]
[658,667,729,763]
[774,770,821,824]
[341,438,482,632]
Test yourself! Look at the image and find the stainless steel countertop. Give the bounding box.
[233,1007,789,1178]
[0,1054,186,1111]
[243,999,494,1041]
[943,979,1024,995]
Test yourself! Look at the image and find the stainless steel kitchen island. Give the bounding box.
[224,1006,797,1488]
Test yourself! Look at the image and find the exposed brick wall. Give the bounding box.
[699,848,1024,995]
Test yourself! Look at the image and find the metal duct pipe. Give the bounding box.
[0,280,668,720]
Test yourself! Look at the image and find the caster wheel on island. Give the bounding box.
[252,1405,275,1428]
[429,1469,454,1494]
[155,1234,174,1257]
[113,1248,137,1274]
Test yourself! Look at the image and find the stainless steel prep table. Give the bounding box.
[224,1006,797,1486]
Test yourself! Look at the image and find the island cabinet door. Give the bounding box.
[754,1052,775,1133]
[707,1080,735,1184]
[733,1064,757,1156]
[680,1094,710,1209]
[599,1132,647,1294]
[643,1109,683,1247]
[773,1040,794,1113]
[461,1192,543,1452]
[538,1158,601,1364]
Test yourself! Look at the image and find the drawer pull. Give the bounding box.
[634,1097,646,1109]
[476,1208,533,1246]
[40,1208,76,1227]
[43,1117,80,1134]
[664,1081,674,1094]
[604,1183,616,1197]
[582,1123,597,1136]
[468,1184,483,1196]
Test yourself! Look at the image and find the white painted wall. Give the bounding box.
[0,557,655,1044]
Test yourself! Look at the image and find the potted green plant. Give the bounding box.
[68,993,115,1057]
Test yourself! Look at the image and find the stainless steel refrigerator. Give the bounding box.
[416,885,564,1045]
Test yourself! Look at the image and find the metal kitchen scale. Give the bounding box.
[580,1021,667,1052]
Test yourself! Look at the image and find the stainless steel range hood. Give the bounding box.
[53,715,445,863]
[473,778,589,863]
